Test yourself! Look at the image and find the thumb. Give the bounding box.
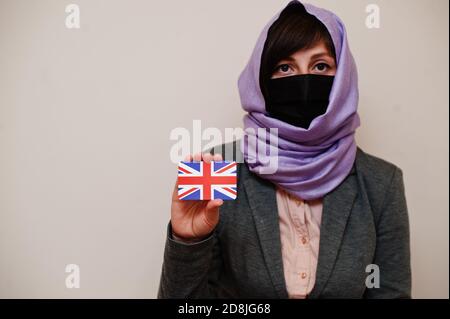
[205,198,223,211]
[203,199,223,225]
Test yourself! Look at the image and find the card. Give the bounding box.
[177,161,237,200]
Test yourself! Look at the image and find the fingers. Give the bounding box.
[213,153,223,161]
[185,152,223,163]
[202,153,213,163]
[192,153,202,162]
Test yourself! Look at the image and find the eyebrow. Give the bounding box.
[309,52,334,60]
[278,56,296,63]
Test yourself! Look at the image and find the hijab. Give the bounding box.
[239,0,360,200]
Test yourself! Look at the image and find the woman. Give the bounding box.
[158,1,411,298]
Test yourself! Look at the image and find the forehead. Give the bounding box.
[289,41,333,59]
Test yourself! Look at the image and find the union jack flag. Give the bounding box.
[177,161,237,200]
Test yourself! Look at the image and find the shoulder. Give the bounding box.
[354,146,404,188]
[354,146,406,217]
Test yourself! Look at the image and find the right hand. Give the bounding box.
[170,152,224,241]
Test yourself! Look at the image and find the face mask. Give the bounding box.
[265,74,334,129]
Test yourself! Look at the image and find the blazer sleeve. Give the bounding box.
[157,222,223,298]
[365,167,412,298]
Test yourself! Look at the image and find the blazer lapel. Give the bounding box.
[241,164,289,299]
[240,153,359,299]
[308,164,358,298]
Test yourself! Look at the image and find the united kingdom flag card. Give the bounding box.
[177,161,237,200]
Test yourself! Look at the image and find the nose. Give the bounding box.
[294,64,309,75]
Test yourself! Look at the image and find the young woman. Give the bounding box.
[158,1,411,298]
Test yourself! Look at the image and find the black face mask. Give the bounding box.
[265,74,334,129]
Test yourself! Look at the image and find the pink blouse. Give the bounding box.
[276,186,323,299]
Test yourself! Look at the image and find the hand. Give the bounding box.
[170,152,224,241]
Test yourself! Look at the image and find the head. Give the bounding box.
[260,1,337,96]
[239,0,360,176]
[258,1,338,129]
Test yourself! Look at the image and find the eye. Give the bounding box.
[275,64,292,73]
[313,63,330,72]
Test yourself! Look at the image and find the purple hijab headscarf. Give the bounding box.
[239,0,360,200]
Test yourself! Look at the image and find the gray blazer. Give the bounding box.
[158,141,411,298]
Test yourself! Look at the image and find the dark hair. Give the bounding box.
[259,1,336,100]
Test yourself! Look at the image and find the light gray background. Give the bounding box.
[0,0,448,298]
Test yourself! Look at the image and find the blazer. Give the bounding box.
[158,140,411,298]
